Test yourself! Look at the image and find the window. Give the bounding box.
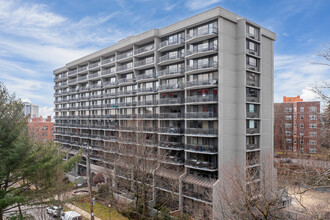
[285,131,291,136]
[285,107,292,112]
[309,115,317,120]
[300,123,304,128]
[300,139,304,144]
[300,115,304,120]
[42,126,48,130]
[294,107,297,112]
[249,104,255,113]
[300,131,304,136]
[309,123,317,128]
[247,56,257,66]
[309,140,316,145]
[286,139,292,143]
[309,106,317,112]
[309,148,317,153]
[309,132,317,137]
[285,123,292,128]
[300,107,304,112]
[285,115,292,120]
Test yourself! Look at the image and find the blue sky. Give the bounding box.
[0,0,329,117]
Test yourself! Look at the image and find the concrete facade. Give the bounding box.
[53,6,276,219]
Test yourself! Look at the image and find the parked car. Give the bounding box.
[280,158,292,163]
[61,211,82,220]
[46,206,63,217]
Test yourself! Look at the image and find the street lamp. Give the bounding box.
[108,204,111,220]
[83,142,94,220]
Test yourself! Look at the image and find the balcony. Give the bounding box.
[89,62,100,69]
[158,83,184,91]
[138,100,158,106]
[118,114,137,119]
[89,71,101,79]
[247,111,259,118]
[158,37,185,52]
[247,49,259,57]
[134,57,154,69]
[135,73,156,82]
[103,92,117,97]
[185,79,218,88]
[159,127,183,134]
[158,113,184,119]
[117,78,135,85]
[116,64,133,73]
[186,26,218,44]
[161,156,184,165]
[159,141,184,150]
[79,87,89,92]
[134,44,154,56]
[78,75,88,82]
[137,87,158,94]
[89,84,102,90]
[103,81,117,88]
[158,98,183,105]
[247,79,259,87]
[101,69,116,76]
[186,61,218,74]
[89,94,102,99]
[185,112,217,119]
[158,67,184,79]
[137,113,158,119]
[185,144,217,154]
[246,65,259,72]
[103,103,118,108]
[102,57,115,65]
[117,101,137,107]
[185,128,218,136]
[68,69,77,76]
[68,78,77,84]
[185,95,217,104]
[186,45,218,59]
[185,159,217,171]
[246,143,259,151]
[78,66,88,72]
[246,96,260,103]
[158,53,184,65]
[117,89,137,96]
[246,128,260,134]
[117,51,133,61]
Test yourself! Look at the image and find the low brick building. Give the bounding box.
[28,116,54,142]
[274,96,320,153]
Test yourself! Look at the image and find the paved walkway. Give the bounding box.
[65,203,102,220]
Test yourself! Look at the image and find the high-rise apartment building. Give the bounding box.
[275,96,320,153]
[23,102,39,118]
[54,7,275,219]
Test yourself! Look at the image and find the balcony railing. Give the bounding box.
[68,79,77,84]
[117,51,133,60]
[159,141,183,150]
[79,87,89,92]
[158,83,184,91]
[103,81,117,87]
[185,128,218,135]
[187,26,218,40]
[89,71,101,79]
[185,112,217,118]
[137,87,157,93]
[134,57,154,67]
[138,100,158,106]
[68,69,77,75]
[246,96,259,103]
[186,61,218,72]
[186,44,217,56]
[185,144,218,153]
[117,101,137,107]
[185,95,217,103]
[89,84,102,90]
[159,53,184,63]
[247,79,259,87]
[117,89,137,96]
[117,64,133,72]
[185,79,218,88]
[89,62,100,69]
[247,112,259,118]
[134,44,154,55]
[159,37,185,49]
[136,73,156,81]
[78,75,88,81]
[102,57,115,65]
[185,159,217,170]
[158,98,183,105]
[246,143,259,151]
[247,128,260,134]
[101,69,116,76]
[103,92,117,97]
[78,66,88,72]
[158,113,184,119]
[158,67,184,78]
[159,127,183,134]
[138,113,158,118]
[117,78,135,84]
[247,65,259,72]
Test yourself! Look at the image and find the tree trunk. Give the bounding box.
[18,203,23,219]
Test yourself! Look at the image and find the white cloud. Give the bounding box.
[185,0,222,10]
[39,106,54,118]
[300,87,320,101]
[274,54,330,103]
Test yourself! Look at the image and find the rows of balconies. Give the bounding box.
[185,159,217,171]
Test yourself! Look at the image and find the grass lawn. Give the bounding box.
[72,196,128,220]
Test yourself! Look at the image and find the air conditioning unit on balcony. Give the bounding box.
[212,79,218,85]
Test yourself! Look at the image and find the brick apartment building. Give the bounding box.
[28,116,54,142]
[274,96,320,153]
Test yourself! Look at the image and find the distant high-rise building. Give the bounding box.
[23,102,39,118]
[28,116,54,142]
[275,96,320,153]
[53,6,276,219]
